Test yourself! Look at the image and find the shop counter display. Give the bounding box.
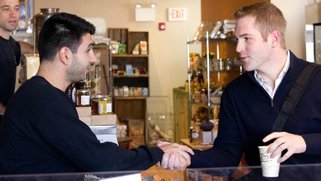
[76,107,131,149]
[1,164,321,180]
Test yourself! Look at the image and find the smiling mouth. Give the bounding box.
[8,21,17,25]
[8,19,17,22]
[240,56,247,61]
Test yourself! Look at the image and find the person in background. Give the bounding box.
[0,12,193,174]
[0,0,21,124]
[162,2,321,173]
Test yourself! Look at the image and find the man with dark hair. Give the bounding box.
[0,0,21,124]
[0,12,193,174]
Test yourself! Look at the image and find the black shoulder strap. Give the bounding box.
[272,63,321,132]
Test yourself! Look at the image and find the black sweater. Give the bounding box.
[0,36,20,106]
[0,76,163,174]
[190,51,321,168]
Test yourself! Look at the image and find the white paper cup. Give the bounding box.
[258,146,281,177]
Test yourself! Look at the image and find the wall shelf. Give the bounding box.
[108,28,149,148]
[112,54,149,58]
[114,96,147,100]
[113,75,149,78]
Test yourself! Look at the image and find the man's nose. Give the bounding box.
[9,8,19,17]
[236,41,243,53]
[90,54,97,65]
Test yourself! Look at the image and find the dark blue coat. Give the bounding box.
[190,51,321,168]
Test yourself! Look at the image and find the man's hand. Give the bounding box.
[263,132,306,163]
[157,141,194,170]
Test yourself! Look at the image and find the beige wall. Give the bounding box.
[34,0,201,100]
[33,0,310,102]
[272,0,309,60]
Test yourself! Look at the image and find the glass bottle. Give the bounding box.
[75,81,90,107]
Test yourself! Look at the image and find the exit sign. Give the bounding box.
[168,8,187,21]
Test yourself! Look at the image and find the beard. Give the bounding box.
[66,56,89,83]
[1,19,19,32]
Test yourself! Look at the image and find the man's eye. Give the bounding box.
[87,48,93,53]
[1,8,10,11]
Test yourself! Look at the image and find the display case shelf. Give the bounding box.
[180,30,241,144]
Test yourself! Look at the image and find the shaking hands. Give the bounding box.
[157,141,194,170]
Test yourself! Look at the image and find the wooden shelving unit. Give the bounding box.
[108,28,149,148]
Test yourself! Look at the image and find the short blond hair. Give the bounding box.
[234,2,287,49]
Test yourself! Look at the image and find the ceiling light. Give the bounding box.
[135,3,142,8]
[150,3,157,8]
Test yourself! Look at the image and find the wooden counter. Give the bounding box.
[141,166,184,181]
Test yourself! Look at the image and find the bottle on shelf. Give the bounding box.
[184,80,189,92]
[75,81,91,107]
[201,88,207,105]
[190,126,200,144]
[91,95,112,115]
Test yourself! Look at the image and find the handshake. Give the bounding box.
[156,141,194,170]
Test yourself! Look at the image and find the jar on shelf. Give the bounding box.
[225,58,233,71]
[91,95,112,115]
[98,95,112,115]
[184,80,189,92]
[91,96,99,115]
[142,87,149,96]
[218,58,225,71]
[193,91,201,103]
[191,127,200,144]
[201,89,207,105]
[75,81,90,107]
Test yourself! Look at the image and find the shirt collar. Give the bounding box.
[254,50,290,98]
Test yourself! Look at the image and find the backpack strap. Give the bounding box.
[272,63,321,132]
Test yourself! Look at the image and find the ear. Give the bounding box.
[58,47,72,65]
[269,30,282,48]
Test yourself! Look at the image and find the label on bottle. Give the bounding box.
[192,132,199,139]
[106,102,112,113]
[98,100,106,114]
[81,95,90,105]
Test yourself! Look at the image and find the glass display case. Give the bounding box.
[182,21,243,145]
[2,164,321,180]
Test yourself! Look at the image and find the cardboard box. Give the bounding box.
[76,106,92,117]
[79,116,91,126]
[91,114,117,126]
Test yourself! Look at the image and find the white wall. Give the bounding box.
[272,0,309,59]
[34,0,201,101]
[33,0,312,103]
